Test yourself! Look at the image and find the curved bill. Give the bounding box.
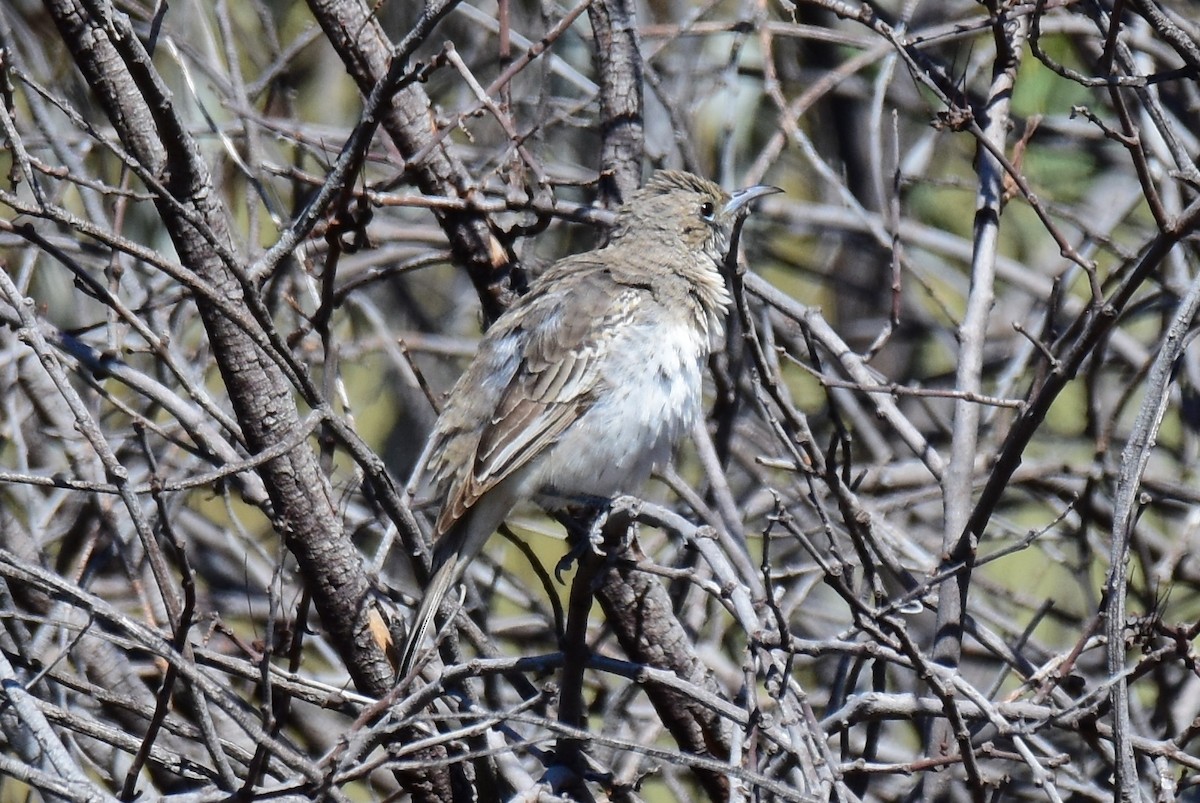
[724,184,783,216]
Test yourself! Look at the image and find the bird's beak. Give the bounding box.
[724,184,783,216]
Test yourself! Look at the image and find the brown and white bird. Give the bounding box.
[399,170,778,676]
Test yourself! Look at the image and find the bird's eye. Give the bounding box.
[700,200,716,220]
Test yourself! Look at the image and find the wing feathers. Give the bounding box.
[427,262,645,542]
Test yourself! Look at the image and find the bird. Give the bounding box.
[399,170,780,677]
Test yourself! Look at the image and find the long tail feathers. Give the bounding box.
[397,557,459,679]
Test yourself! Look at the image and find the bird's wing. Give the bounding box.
[431,258,645,537]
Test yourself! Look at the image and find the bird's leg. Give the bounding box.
[551,496,642,585]
[593,495,642,562]
[553,495,614,582]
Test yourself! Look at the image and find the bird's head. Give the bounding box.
[611,170,780,262]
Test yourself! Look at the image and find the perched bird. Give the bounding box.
[400,170,779,676]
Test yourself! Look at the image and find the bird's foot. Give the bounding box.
[592,495,642,559]
[554,504,609,582]
[554,496,644,581]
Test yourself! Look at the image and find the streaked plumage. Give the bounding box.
[399,171,778,676]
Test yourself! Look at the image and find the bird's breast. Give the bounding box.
[535,315,710,499]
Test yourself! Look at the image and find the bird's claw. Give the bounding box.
[554,548,577,583]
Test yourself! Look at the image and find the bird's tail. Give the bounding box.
[397,556,460,679]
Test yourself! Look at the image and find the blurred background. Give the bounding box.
[2,0,1200,800]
